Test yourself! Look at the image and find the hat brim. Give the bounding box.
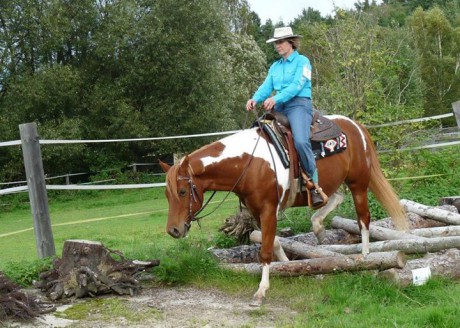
[266,34,302,43]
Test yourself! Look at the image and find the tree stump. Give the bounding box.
[219,207,259,244]
[34,240,160,301]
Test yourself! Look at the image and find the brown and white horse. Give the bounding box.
[159,115,408,306]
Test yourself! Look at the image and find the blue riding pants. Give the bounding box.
[274,97,318,183]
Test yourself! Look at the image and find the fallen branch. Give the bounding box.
[222,251,406,276]
[401,199,460,225]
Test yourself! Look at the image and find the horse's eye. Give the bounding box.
[179,188,187,197]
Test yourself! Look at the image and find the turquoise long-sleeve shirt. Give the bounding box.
[252,50,312,104]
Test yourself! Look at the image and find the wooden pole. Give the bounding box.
[19,122,56,259]
[317,236,460,255]
[221,251,406,276]
[400,199,460,225]
[452,100,460,129]
[331,216,427,241]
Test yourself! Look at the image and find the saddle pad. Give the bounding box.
[312,133,348,159]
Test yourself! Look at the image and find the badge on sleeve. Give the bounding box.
[303,65,312,80]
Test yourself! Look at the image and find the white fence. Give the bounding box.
[1,106,459,258]
[1,111,459,197]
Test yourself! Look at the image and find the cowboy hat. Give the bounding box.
[266,26,302,43]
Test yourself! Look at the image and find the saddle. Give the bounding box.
[256,110,347,189]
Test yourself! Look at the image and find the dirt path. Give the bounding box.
[16,286,297,328]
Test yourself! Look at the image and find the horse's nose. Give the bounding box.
[168,227,182,238]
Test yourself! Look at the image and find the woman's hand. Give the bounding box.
[263,97,276,111]
[246,99,257,111]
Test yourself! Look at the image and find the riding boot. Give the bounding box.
[310,183,328,209]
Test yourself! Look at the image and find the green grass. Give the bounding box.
[0,188,240,268]
[1,187,459,327]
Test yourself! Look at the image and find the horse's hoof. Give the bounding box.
[249,296,265,307]
[315,229,326,244]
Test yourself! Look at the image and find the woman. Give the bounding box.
[246,26,326,208]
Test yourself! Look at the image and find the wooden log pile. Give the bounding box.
[211,198,460,285]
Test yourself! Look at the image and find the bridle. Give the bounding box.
[173,112,276,228]
[176,174,217,225]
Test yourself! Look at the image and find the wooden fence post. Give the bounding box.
[19,122,56,259]
[453,100,460,129]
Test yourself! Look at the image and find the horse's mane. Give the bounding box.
[165,164,181,200]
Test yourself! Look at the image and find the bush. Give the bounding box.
[3,258,53,287]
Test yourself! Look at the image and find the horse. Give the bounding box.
[159,114,409,306]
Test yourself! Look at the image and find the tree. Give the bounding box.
[408,7,460,116]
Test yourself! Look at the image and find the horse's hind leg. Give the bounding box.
[311,192,344,243]
[349,188,371,256]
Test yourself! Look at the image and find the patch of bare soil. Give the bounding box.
[10,286,297,328]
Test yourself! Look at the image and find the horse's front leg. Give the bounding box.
[350,189,371,256]
[250,210,277,307]
[311,192,344,243]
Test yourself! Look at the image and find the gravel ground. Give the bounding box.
[8,286,297,328]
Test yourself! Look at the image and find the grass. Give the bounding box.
[1,186,460,327]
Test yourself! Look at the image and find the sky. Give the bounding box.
[247,0,383,23]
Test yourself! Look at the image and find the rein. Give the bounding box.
[177,122,264,225]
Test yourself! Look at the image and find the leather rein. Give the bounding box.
[175,128,263,226]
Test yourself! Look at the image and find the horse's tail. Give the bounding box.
[365,130,409,231]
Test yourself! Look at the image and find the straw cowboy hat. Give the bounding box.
[266,26,303,43]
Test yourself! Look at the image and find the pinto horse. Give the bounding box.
[159,114,408,306]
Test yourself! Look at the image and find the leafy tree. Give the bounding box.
[408,7,460,116]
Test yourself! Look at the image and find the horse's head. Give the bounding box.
[160,156,205,238]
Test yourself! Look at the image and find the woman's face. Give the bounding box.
[274,39,293,58]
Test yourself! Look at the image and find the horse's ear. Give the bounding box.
[178,155,204,175]
[159,160,171,173]
[189,159,205,176]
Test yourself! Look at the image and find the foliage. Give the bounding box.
[1,0,460,188]
[213,232,240,249]
[409,6,460,116]
[153,238,219,284]
[2,258,53,287]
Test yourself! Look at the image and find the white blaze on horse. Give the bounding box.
[159,114,408,306]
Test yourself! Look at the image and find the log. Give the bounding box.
[378,248,460,286]
[289,230,361,245]
[410,226,460,238]
[439,196,460,212]
[222,251,406,276]
[250,230,345,259]
[34,240,160,300]
[400,199,460,225]
[317,236,460,255]
[210,245,260,263]
[373,212,447,230]
[331,216,426,241]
